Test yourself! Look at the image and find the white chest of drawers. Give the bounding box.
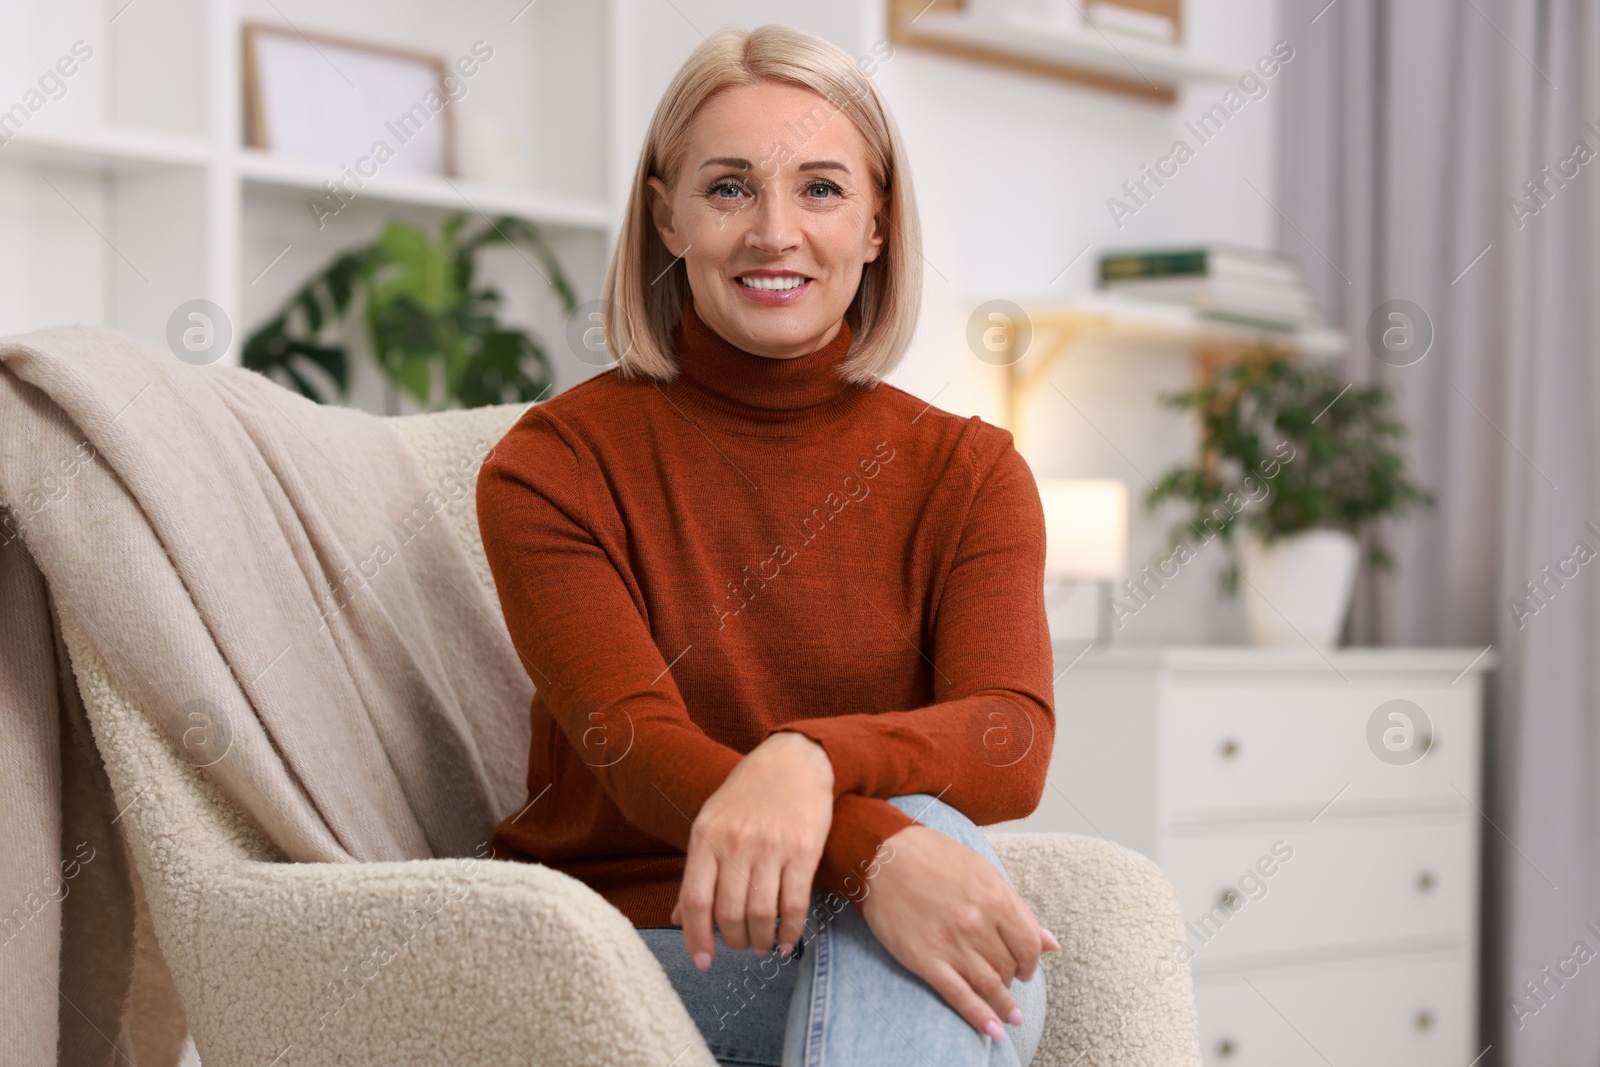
[1000,644,1496,1067]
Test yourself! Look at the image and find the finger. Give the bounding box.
[713,852,753,951]
[744,858,783,955]
[677,834,719,970]
[959,891,1021,989]
[1011,891,1060,950]
[925,958,1009,1042]
[993,890,1044,983]
[1012,891,1041,929]
[776,861,813,956]
[960,943,1021,1024]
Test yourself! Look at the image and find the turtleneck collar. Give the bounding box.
[661,298,867,438]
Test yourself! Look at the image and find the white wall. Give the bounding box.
[611,0,1288,643]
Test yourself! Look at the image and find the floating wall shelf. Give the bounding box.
[995,295,1349,437]
[888,0,1237,104]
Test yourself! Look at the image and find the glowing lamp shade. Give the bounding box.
[1038,479,1128,582]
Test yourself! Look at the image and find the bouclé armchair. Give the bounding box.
[54,402,1201,1066]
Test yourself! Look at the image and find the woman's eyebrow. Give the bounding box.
[697,157,852,175]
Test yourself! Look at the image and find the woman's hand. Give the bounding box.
[670,731,834,966]
[858,824,1062,1041]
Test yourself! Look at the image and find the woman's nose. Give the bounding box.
[744,192,802,255]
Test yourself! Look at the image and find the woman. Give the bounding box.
[476,22,1058,1066]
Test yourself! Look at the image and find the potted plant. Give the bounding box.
[243,213,577,413]
[1146,351,1434,647]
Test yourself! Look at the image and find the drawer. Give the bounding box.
[1160,682,1480,818]
[1195,953,1474,1066]
[1163,819,1472,965]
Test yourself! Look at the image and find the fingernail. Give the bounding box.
[693,952,711,971]
[1040,926,1061,950]
[778,942,793,958]
[985,1020,1007,1042]
[1006,1007,1024,1026]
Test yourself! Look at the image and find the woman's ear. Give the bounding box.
[860,185,888,265]
[863,207,886,264]
[646,175,683,257]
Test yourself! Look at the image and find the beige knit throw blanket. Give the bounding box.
[0,326,533,1066]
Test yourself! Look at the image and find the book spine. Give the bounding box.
[1098,250,1208,283]
[1101,252,1302,286]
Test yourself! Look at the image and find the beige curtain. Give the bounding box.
[1276,0,1600,1062]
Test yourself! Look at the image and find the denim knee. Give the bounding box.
[884,793,1010,883]
[881,793,1047,1062]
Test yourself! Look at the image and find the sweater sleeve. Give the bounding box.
[477,409,918,895]
[763,435,1056,826]
[477,410,740,850]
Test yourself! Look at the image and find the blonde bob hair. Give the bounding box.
[600,24,922,387]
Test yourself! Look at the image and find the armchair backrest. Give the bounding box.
[384,403,525,607]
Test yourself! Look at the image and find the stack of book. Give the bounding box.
[1096,246,1321,329]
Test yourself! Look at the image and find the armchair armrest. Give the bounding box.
[167,833,1197,1067]
[989,832,1202,1067]
[183,855,716,1067]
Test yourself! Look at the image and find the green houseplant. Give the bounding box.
[1145,351,1433,645]
[243,213,577,413]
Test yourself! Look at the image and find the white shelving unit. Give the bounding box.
[0,0,620,403]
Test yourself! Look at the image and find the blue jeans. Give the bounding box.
[638,794,1048,1066]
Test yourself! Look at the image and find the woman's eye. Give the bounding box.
[704,178,843,204]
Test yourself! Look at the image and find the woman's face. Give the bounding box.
[647,81,885,361]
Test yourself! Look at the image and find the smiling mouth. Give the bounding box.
[736,275,811,291]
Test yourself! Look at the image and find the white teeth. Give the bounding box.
[737,275,808,291]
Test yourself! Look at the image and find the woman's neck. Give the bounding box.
[664,299,864,438]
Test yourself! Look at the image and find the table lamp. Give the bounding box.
[1038,479,1128,644]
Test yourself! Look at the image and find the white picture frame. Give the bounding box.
[243,23,456,177]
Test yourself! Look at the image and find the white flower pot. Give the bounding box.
[1238,529,1361,649]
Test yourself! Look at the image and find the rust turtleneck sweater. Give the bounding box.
[477,298,1055,928]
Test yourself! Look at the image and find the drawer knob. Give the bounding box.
[1415,1009,1435,1031]
[1219,738,1241,759]
[1217,888,1243,910]
[1416,870,1437,893]
[1216,1037,1238,1058]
